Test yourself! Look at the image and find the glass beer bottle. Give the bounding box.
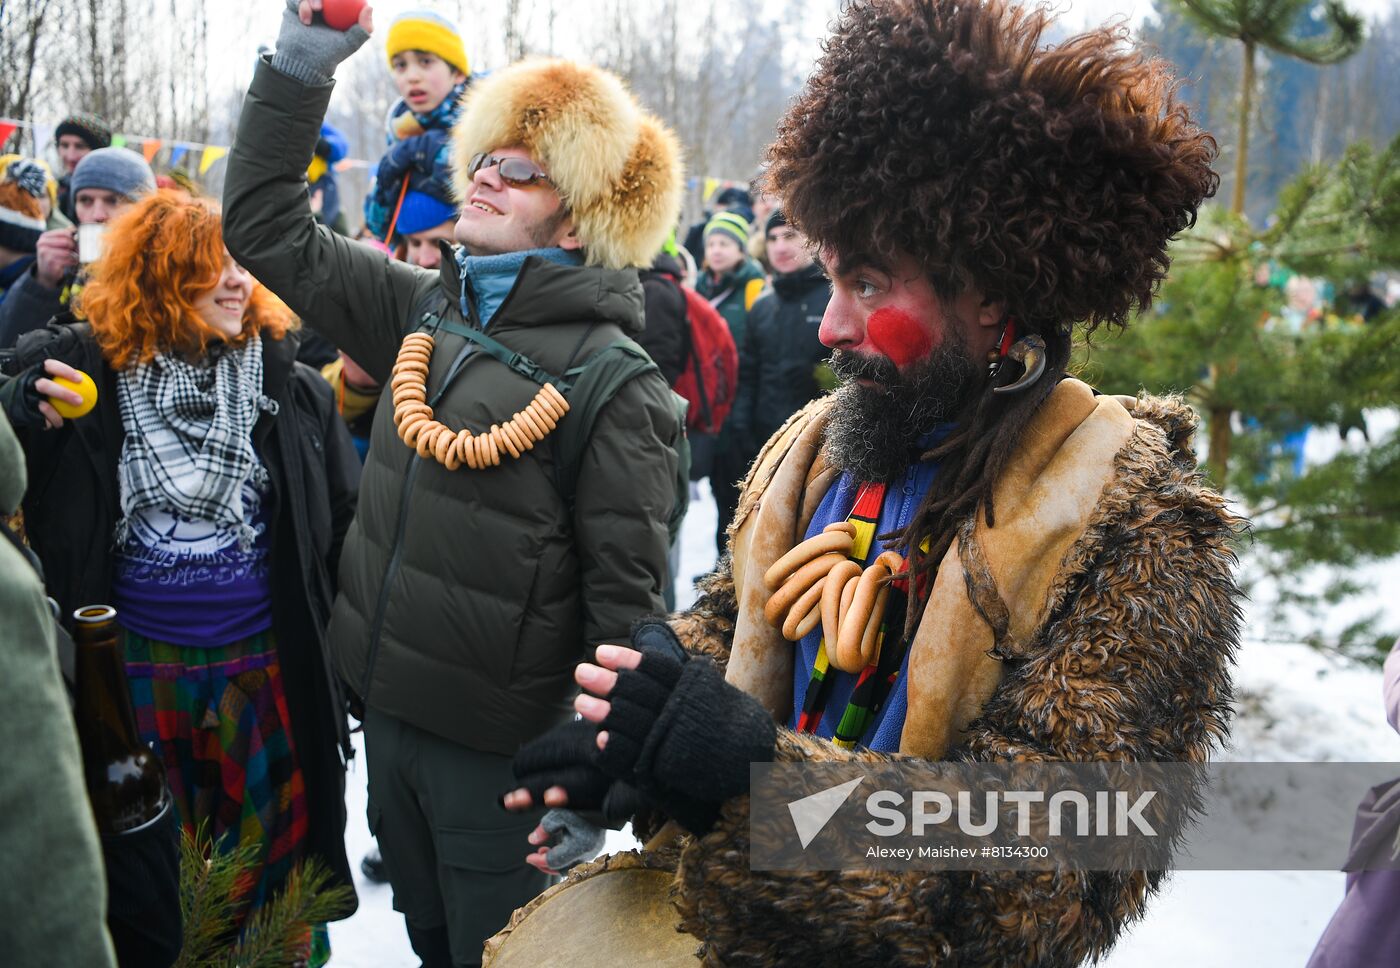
[72,605,169,834]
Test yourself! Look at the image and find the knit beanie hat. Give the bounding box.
[0,159,47,254]
[450,57,683,270]
[0,154,59,213]
[386,11,469,76]
[704,211,750,248]
[70,147,156,201]
[396,189,458,236]
[54,113,112,152]
[714,185,752,210]
[764,208,788,236]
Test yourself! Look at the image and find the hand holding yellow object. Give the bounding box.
[48,369,97,419]
[30,359,94,428]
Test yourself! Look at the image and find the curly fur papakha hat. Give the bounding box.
[450,58,683,270]
[765,0,1219,335]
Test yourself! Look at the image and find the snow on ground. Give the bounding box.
[1100,638,1400,967]
[330,464,1400,967]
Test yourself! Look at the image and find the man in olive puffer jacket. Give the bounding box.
[222,4,684,965]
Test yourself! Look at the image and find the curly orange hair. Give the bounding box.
[81,190,290,370]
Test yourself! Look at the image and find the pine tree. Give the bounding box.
[1168,0,1365,217]
[1079,134,1400,659]
[1162,0,1365,482]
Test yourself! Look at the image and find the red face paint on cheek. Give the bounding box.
[867,307,933,368]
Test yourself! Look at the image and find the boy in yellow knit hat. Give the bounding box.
[363,10,471,242]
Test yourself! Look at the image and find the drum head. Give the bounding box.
[483,851,701,967]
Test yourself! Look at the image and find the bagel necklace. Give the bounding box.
[763,482,911,676]
[391,331,570,470]
[765,481,922,747]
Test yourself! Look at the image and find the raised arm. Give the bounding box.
[221,5,432,386]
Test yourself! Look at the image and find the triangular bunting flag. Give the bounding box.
[112,134,127,148]
[169,144,189,167]
[0,122,18,148]
[142,139,162,163]
[199,145,228,175]
[702,176,719,202]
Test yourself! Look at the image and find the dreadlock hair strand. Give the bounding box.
[888,329,1073,637]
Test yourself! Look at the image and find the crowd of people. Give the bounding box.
[2,0,1322,965]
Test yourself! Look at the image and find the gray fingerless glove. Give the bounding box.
[271,0,370,85]
[541,809,606,872]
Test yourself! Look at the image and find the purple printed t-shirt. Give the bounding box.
[111,478,274,646]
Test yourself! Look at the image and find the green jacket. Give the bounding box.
[0,415,117,966]
[697,257,767,351]
[224,61,681,754]
[697,258,767,453]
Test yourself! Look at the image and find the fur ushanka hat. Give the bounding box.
[765,0,1219,337]
[450,58,682,270]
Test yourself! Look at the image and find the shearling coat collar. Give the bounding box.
[723,378,1138,758]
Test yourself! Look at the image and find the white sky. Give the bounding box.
[204,0,1400,99]
[15,0,1381,167]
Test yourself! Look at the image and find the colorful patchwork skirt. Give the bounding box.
[124,629,326,963]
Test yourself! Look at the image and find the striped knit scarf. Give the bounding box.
[383,79,468,145]
[115,334,278,550]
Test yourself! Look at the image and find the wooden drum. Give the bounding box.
[482,848,700,967]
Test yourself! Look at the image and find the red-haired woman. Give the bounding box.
[0,190,359,957]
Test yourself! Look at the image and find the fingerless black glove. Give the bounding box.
[510,719,645,829]
[596,621,777,834]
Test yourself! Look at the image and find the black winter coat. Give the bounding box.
[1,321,362,909]
[637,252,689,386]
[728,262,831,455]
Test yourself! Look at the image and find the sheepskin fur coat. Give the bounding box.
[651,378,1244,966]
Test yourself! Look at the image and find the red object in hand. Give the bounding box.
[320,0,366,31]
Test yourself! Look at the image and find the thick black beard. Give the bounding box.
[823,337,982,483]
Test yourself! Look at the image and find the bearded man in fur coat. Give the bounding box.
[502,0,1243,964]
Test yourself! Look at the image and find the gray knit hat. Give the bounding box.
[70,147,156,201]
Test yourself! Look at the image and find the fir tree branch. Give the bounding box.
[219,859,354,968]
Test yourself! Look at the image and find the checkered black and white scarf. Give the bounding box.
[115,335,279,550]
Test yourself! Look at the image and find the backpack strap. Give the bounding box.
[409,286,571,392]
[705,284,738,309]
[402,295,687,535]
[550,338,659,510]
[428,314,572,392]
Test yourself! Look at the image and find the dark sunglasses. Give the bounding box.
[467,152,553,188]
